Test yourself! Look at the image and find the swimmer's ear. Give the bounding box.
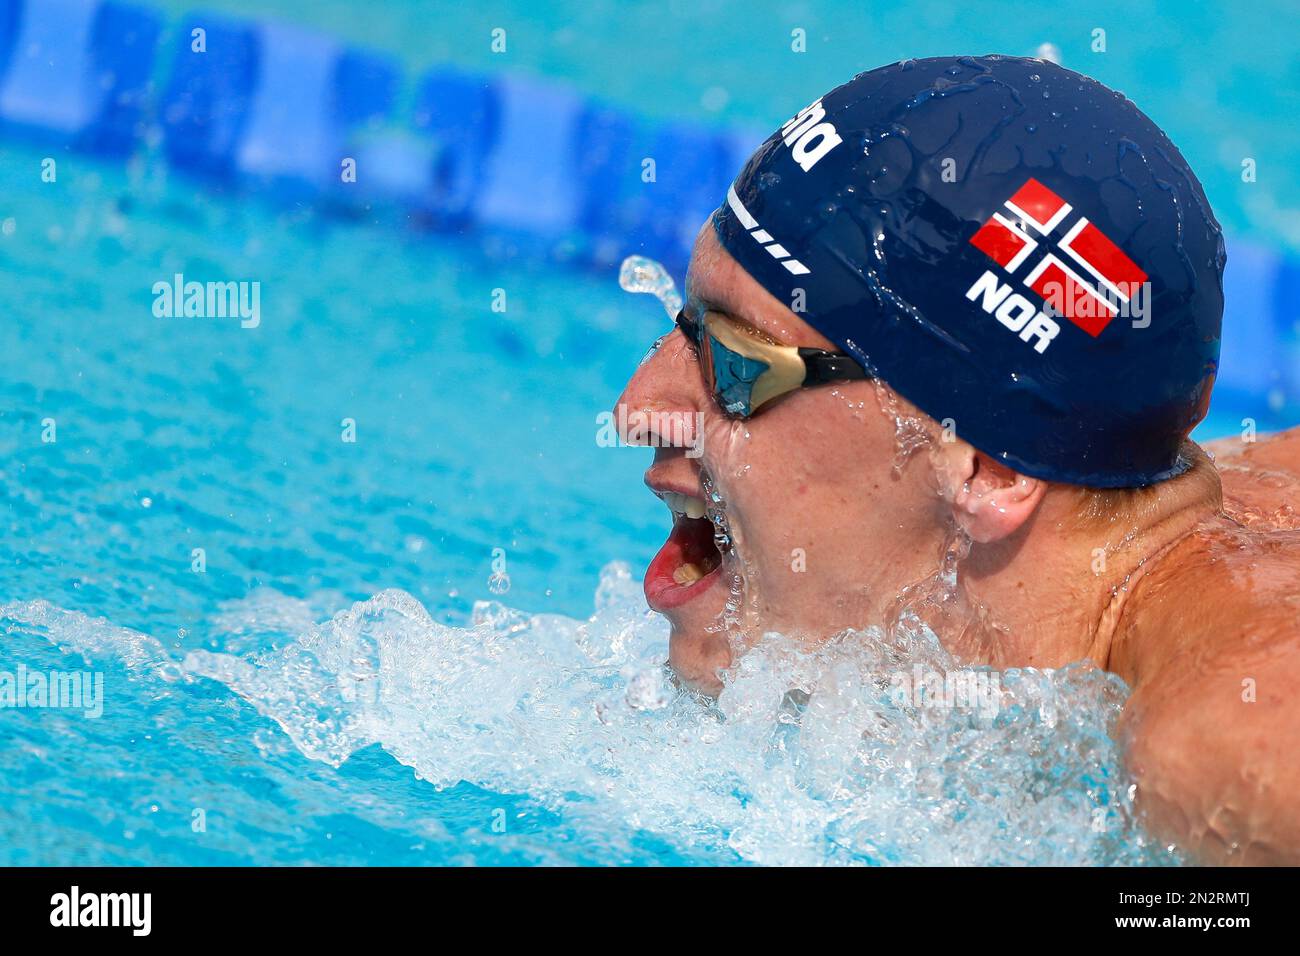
[932,444,1047,543]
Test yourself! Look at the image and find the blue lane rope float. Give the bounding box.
[158,11,400,191]
[0,0,161,154]
[0,0,1295,425]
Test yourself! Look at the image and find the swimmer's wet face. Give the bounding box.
[618,55,1224,695]
[611,58,1300,864]
[616,226,962,694]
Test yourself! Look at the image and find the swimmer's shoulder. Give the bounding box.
[1203,423,1300,469]
[1112,520,1300,684]
[1204,426,1300,531]
[1109,427,1300,678]
[1110,520,1300,863]
[1112,509,1300,681]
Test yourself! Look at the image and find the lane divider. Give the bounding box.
[0,0,1295,418]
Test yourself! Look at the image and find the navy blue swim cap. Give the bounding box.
[713,55,1225,487]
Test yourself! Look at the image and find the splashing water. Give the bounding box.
[700,466,752,636]
[619,255,683,318]
[872,380,935,476]
[1,567,1181,865]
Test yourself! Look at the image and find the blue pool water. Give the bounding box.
[1,0,1296,865]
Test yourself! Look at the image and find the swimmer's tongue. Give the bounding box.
[670,516,722,586]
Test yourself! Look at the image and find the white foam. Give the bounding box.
[167,562,1176,865]
[2,566,1176,864]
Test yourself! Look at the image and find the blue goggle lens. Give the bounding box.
[707,332,770,418]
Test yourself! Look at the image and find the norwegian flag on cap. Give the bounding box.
[969,178,1149,337]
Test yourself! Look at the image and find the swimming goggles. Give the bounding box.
[674,308,869,418]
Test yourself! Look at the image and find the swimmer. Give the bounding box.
[614,56,1300,864]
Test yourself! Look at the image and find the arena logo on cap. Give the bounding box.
[726,185,811,276]
[967,178,1150,346]
[780,98,842,172]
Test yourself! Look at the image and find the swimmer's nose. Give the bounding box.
[612,329,706,450]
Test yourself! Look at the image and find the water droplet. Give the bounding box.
[619,256,682,318]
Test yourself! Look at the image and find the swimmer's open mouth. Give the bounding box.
[644,491,725,612]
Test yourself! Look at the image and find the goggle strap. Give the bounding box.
[798,349,871,385]
[674,309,701,342]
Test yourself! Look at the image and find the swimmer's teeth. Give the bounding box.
[673,562,705,585]
[662,491,708,519]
